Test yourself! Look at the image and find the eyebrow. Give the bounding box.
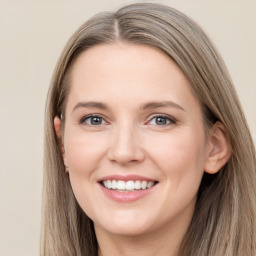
[142,101,185,111]
[72,101,108,112]
[72,100,185,112]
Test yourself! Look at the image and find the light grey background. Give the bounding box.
[0,1,255,255]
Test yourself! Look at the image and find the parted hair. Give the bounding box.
[41,3,256,256]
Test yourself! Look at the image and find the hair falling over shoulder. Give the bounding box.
[41,3,256,256]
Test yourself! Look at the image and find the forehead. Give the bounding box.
[71,43,184,82]
[66,43,200,113]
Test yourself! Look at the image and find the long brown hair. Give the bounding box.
[41,3,256,255]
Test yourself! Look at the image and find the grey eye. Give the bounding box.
[148,115,175,126]
[84,116,106,125]
[155,116,168,125]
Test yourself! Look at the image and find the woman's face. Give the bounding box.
[58,43,212,237]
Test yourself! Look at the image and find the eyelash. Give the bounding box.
[147,114,176,126]
[80,114,176,127]
[80,114,107,126]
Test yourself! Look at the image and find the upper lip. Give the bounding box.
[98,174,157,182]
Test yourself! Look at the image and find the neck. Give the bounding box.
[95,217,190,256]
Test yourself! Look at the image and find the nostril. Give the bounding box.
[107,146,145,164]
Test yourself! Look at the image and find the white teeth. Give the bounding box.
[141,181,147,189]
[147,181,154,189]
[102,180,155,190]
[134,180,141,189]
[111,180,117,189]
[107,180,112,189]
[125,181,135,190]
[117,180,126,190]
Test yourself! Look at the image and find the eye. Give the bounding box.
[81,115,107,126]
[147,115,176,126]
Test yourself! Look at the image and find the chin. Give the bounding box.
[99,223,151,237]
[94,212,155,237]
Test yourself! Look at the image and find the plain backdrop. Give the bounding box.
[0,1,255,255]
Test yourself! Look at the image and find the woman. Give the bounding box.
[41,3,256,256]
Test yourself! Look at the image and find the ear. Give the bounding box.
[204,121,231,174]
[54,116,69,171]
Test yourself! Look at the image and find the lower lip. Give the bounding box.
[99,184,156,202]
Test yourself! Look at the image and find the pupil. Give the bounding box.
[156,117,166,125]
[91,117,102,125]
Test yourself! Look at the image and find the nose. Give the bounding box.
[107,124,145,165]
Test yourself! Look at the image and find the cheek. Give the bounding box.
[63,132,108,218]
[147,128,206,182]
[64,131,108,175]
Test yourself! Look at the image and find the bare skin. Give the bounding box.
[54,43,231,256]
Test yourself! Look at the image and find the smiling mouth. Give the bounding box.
[100,180,158,192]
